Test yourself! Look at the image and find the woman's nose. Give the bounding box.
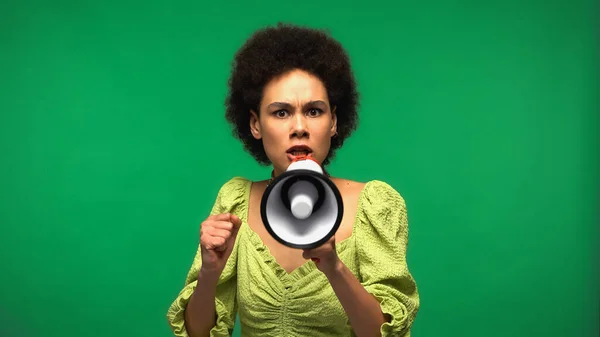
[290,114,309,138]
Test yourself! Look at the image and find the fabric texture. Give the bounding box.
[166,176,419,336]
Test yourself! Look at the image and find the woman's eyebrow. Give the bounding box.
[267,102,293,110]
[267,100,328,109]
[306,100,328,107]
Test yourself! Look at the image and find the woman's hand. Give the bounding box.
[199,213,242,277]
[302,235,341,276]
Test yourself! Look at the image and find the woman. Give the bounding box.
[166,23,420,337]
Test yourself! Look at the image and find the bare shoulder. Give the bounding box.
[249,179,268,198]
[330,177,367,197]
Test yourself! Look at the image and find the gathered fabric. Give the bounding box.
[167,177,419,337]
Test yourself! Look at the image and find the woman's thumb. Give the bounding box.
[230,214,242,227]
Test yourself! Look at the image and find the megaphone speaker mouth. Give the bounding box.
[260,168,344,250]
[280,175,326,219]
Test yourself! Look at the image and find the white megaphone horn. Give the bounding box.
[260,155,344,249]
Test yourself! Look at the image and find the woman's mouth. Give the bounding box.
[291,151,310,156]
[287,152,312,161]
[286,146,313,161]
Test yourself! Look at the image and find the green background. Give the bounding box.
[1,0,597,336]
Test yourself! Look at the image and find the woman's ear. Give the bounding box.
[330,106,338,137]
[249,110,262,140]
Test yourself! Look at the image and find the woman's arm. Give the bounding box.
[325,260,388,337]
[183,270,220,337]
[302,180,420,337]
[167,246,239,337]
[167,178,246,337]
[302,238,387,337]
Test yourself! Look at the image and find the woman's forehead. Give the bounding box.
[262,70,329,103]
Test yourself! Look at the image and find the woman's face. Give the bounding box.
[250,69,337,176]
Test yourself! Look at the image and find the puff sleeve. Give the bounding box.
[166,177,248,337]
[357,181,420,336]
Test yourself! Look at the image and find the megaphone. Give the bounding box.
[260,156,344,249]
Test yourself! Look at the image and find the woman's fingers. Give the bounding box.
[206,227,233,240]
[201,235,226,250]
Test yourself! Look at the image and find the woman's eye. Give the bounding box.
[274,110,288,118]
[307,108,322,117]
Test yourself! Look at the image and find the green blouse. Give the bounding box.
[166,177,420,336]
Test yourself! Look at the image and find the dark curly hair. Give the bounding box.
[224,22,360,167]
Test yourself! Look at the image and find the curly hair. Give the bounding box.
[224,22,360,167]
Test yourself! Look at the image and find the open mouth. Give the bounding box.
[287,145,313,159]
[290,150,310,156]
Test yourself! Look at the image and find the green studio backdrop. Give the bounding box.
[1,0,598,336]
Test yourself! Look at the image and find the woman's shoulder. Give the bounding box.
[338,178,409,244]
[335,177,407,228]
[210,176,254,214]
[332,177,405,204]
[216,176,253,190]
[217,176,403,200]
[332,177,407,225]
[212,175,405,212]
